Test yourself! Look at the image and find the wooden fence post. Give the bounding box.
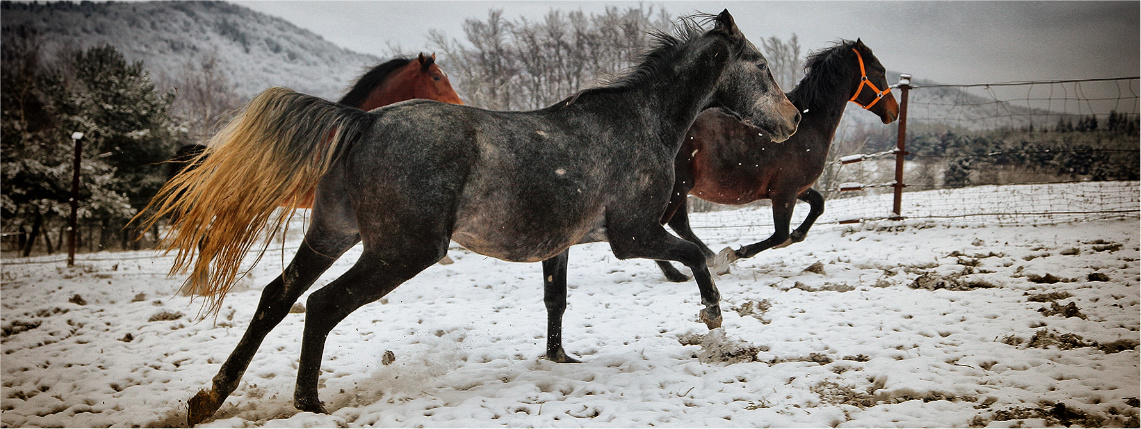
[67,132,84,266]
[892,74,912,220]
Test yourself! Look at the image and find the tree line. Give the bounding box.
[905,114,1141,189]
[424,6,805,111]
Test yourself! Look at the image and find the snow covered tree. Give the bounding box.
[2,33,178,254]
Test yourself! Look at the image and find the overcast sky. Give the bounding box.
[233,1,1139,86]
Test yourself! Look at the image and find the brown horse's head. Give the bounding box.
[849,39,898,124]
[349,53,464,110]
[411,53,464,105]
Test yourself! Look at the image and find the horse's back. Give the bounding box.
[342,101,613,262]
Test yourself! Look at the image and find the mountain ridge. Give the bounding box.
[1,0,381,100]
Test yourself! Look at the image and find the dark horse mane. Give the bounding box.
[565,14,721,102]
[788,39,861,110]
[337,57,418,106]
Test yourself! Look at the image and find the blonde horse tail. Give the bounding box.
[134,87,375,317]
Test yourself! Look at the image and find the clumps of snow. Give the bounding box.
[694,328,760,364]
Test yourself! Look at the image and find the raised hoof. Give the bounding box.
[294,397,328,415]
[711,248,737,275]
[546,348,582,363]
[187,389,224,426]
[789,230,807,243]
[772,237,796,249]
[700,306,723,330]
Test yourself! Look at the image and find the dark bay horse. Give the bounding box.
[164,53,462,208]
[655,39,898,280]
[139,11,799,424]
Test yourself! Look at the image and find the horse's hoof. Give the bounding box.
[546,348,582,363]
[438,255,455,265]
[711,248,735,275]
[789,231,807,243]
[773,237,795,249]
[294,397,328,414]
[700,306,723,330]
[187,389,224,426]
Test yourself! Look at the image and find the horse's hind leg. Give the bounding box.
[293,238,448,413]
[187,232,359,425]
[542,249,580,363]
[789,188,824,243]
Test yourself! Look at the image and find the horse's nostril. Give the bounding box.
[793,111,803,126]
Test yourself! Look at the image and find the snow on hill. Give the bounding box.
[1,1,381,99]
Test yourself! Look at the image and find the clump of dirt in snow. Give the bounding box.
[911,272,969,290]
[1,320,42,338]
[802,261,826,275]
[1003,329,1138,353]
[732,299,772,324]
[148,310,184,322]
[811,380,876,408]
[1027,291,1073,302]
[696,328,759,364]
[974,402,1131,428]
[1026,273,1073,284]
[1087,272,1111,282]
[1038,301,1087,319]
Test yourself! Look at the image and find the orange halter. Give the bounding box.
[849,48,891,110]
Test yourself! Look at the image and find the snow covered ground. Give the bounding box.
[2,184,1139,427]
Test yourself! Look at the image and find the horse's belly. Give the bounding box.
[690,168,766,205]
[451,206,603,263]
[451,228,577,263]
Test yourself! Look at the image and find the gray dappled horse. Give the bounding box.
[141,10,799,424]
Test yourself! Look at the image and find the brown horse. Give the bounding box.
[165,53,462,208]
[656,39,898,280]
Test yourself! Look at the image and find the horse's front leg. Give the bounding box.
[607,218,722,330]
[789,188,825,243]
[542,249,580,363]
[729,193,795,260]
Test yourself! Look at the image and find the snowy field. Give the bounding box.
[2,183,1139,427]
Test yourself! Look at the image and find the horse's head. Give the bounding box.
[847,39,898,124]
[706,10,800,142]
[412,53,464,105]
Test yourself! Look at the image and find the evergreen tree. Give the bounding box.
[2,36,177,254]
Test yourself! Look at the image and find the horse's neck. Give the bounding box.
[637,66,725,144]
[789,77,852,152]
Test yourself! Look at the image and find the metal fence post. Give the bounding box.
[67,132,84,266]
[891,74,912,220]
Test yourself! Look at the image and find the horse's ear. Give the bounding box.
[855,38,865,48]
[713,9,741,37]
[418,52,435,71]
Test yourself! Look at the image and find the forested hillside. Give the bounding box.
[1,1,378,99]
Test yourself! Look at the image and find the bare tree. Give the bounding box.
[170,50,243,141]
[761,33,802,91]
[430,5,672,111]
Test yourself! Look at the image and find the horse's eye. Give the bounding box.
[757,62,767,71]
[433,76,441,81]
